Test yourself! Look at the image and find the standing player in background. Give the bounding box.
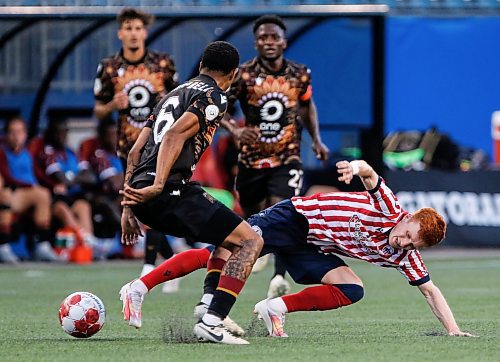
[93,7,178,275]
[222,15,329,298]
[119,41,263,345]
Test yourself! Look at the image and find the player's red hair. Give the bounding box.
[413,207,446,247]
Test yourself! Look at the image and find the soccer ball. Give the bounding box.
[58,292,106,338]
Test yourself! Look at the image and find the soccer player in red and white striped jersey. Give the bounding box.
[252,159,474,338]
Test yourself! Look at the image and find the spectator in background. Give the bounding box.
[93,7,178,273]
[221,15,329,298]
[0,174,17,263]
[78,119,124,258]
[29,118,95,245]
[0,117,60,261]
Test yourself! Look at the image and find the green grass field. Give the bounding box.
[1,254,499,362]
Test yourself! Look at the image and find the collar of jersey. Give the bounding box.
[117,48,149,66]
[256,56,288,75]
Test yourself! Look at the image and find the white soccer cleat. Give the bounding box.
[253,299,288,337]
[193,302,245,336]
[119,281,144,328]
[267,274,291,298]
[251,254,270,273]
[194,320,249,345]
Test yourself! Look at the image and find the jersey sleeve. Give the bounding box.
[187,90,227,128]
[93,60,114,103]
[396,250,430,286]
[367,177,404,220]
[298,66,313,104]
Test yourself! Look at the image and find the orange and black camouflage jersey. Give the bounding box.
[93,49,177,159]
[227,57,313,169]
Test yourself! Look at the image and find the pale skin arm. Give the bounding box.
[94,92,129,121]
[336,159,379,190]
[418,280,476,337]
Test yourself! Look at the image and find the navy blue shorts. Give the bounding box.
[248,200,347,285]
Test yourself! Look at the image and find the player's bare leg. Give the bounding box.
[194,222,263,345]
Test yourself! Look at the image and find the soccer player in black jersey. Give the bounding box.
[222,15,330,297]
[118,41,263,345]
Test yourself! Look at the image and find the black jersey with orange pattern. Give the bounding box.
[227,57,312,169]
[93,49,177,160]
[130,74,228,185]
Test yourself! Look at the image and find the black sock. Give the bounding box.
[144,229,165,265]
[273,255,287,278]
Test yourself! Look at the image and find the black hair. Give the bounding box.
[3,116,25,134]
[97,119,117,138]
[117,7,154,28]
[200,41,240,75]
[43,118,68,145]
[253,15,287,34]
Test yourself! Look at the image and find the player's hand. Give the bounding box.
[121,207,143,245]
[113,91,129,110]
[120,184,162,205]
[448,330,478,337]
[312,139,329,161]
[336,160,354,184]
[233,126,260,144]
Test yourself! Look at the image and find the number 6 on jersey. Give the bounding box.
[153,96,180,144]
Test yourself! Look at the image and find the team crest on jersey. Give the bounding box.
[380,245,395,256]
[205,104,219,121]
[348,215,378,255]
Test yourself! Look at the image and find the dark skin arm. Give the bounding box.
[119,126,151,245]
[122,111,200,205]
[299,97,329,161]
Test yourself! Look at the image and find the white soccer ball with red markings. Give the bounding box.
[58,292,106,338]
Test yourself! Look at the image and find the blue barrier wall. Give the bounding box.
[387,16,500,160]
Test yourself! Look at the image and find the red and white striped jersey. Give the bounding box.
[291,177,429,285]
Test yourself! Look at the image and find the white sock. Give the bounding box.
[140,264,155,277]
[268,297,288,314]
[202,312,222,326]
[131,279,149,295]
[201,293,213,306]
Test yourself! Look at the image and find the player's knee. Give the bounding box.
[337,283,364,304]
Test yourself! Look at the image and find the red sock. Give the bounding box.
[140,248,211,290]
[282,285,353,312]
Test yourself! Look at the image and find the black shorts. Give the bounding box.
[131,181,243,246]
[248,199,347,285]
[236,162,303,207]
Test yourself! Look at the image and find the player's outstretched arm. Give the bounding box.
[336,160,379,190]
[417,280,476,337]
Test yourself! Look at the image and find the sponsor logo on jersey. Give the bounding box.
[348,215,378,255]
